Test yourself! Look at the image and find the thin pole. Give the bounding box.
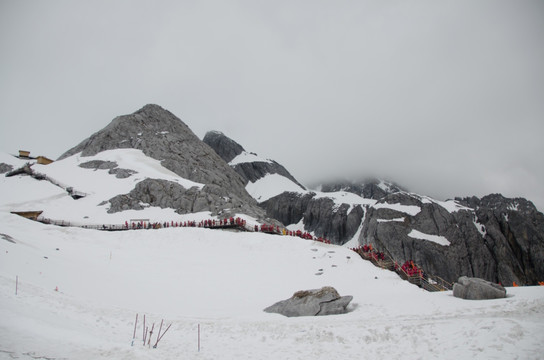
[153,319,164,348]
[15,276,18,295]
[143,326,148,346]
[198,324,200,352]
[157,323,172,343]
[131,313,138,346]
[148,323,155,347]
[142,315,146,345]
[155,323,172,348]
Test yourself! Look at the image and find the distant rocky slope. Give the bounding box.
[59,104,267,219]
[319,179,403,200]
[261,179,400,245]
[361,192,544,285]
[262,186,544,286]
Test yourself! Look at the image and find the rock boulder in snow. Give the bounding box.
[453,276,506,300]
[264,286,353,317]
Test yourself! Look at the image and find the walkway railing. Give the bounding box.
[351,245,452,292]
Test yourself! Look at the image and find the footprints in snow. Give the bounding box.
[311,249,343,276]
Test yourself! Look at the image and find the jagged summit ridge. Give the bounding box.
[59,104,191,160]
[318,178,403,200]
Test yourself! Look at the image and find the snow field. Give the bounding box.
[1,212,544,359]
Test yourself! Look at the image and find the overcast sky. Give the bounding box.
[1,0,543,210]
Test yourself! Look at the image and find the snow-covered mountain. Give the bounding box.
[3,104,544,288]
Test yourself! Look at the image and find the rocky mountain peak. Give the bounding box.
[56,104,267,219]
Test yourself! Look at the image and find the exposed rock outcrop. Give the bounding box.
[107,178,262,217]
[264,286,353,317]
[453,276,506,300]
[0,163,14,174]
[261,192,365,245]
[202,131,244,163]
[79,160,136,179]
[59,104,267,219]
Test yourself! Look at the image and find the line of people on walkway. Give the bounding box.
[125,217,248,230]
[256,224,332,244]
[350,244,386,262]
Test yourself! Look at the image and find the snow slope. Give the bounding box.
[1,152,544,359]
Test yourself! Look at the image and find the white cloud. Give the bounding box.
[1,0,543,211]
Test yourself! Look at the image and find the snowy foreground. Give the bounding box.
[1,213,544,360]
[1,151,544,359]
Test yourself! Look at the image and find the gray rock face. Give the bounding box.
[107,178,262,217]
[260,179,401,245]
[202,131,244,163]
[360,192,544,286]
[203,130,305,189]
[264,287,353,317]
[261,192,365,245]
[453,276,506,300]
[58,104,267,219]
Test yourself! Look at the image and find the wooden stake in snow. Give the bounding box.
[148,323,155,347]
[142,315,146,345]
[154,323,172,349]
[153,319,164,348]
[15,276,18,295]
[131,313,138,346]
[143,326,148,346]
[198,324,201,352]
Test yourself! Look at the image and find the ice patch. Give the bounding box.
[473,221,487,237]
[508,202,520,211]
[408,229,451,246]
[377,217,405,223]
[373,203,421,216]
[245,173,304,202]
[229,151,273,166]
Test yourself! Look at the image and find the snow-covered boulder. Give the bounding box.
[264,286,353,317]
[453,276,506,300]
